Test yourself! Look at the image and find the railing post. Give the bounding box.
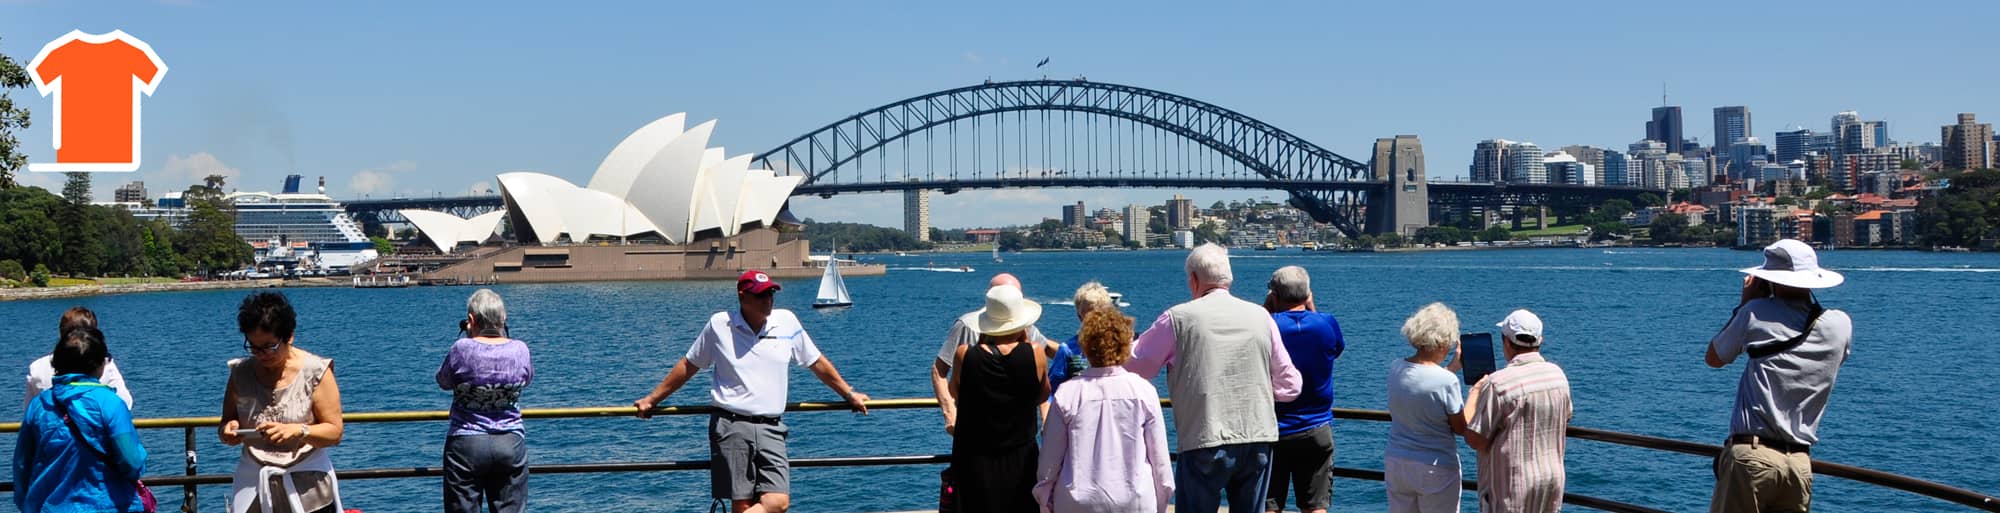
[182,426,196,513]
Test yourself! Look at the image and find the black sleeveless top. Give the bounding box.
[953,342,1041,451]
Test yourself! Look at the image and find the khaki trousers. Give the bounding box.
[1710,442,1813,513]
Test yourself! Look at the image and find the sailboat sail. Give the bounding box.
[816,253,852,306]
[992,246,1003,263]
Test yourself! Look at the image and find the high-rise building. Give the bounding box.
[1628,140,1669,189]
[1836,153,1900,192]
[1166,194,1195,230]
[1831,111,1860,135]
[903,186,930,241]
[1122,204,1147,248]
[1648,106,1686,153]
[1560,145,1608,185]
[1874,121,1891,147]
[1838,120,1882,156]
[1470,139,1514,182]
[1506,142,1545,183]
[1543,152,1595,185]
[1368,135,1428,235]
[1942,113,1994,170]
[1714,106,1752,155]
[1774,127,1812,165]
[1602,150,1629,186]
[1061,201,1088,229]
[1726,137,1770,180]
[113,181,148,203]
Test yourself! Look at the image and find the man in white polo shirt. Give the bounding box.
[633,270,871,513]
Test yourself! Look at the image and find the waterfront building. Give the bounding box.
[1062,201,1088,229]
[1544,152,1595,185]
[1942,113,1993,170]
[1601,150,1628,186]
[1736,204,1783,247]
[113,181,147,203]
[1628,140,1669,189]
[1507,142,1545,184]
[1471,139,1514,182]
[1123,204,1147,248]
[1167,194,1195,229]
[1560,145,1608,184]
[904,186,930,241]
[1726,137,1770,180]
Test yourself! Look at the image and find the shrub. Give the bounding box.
[30,264,52,287]
[0,260,25,282]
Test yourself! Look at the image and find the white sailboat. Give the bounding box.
[813,250,853,309]
[992,245,1003,263]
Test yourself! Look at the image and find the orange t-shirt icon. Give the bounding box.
[27,30,168,173]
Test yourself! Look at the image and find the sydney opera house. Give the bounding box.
[399,114,880,283]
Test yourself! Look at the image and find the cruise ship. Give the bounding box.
[130,175,379,271]
[225,190,378,271]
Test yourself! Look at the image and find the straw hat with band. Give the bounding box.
[974,285,1043,337]
[1741,239,1844,290]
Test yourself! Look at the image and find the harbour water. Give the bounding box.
[3,248,1995,512]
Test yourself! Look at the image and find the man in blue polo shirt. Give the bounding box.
[633,270,872,513]
[1263,266,1345,513]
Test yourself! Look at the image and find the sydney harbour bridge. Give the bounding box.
[347,80,1663,238]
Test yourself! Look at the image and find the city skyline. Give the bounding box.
[6,2,1997,229]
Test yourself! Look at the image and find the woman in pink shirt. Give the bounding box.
[1033,308,1174,513]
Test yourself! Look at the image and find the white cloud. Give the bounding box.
[962,52,983,64]
[469,181,495,195]
[348,160,417,195]
[154,152,242,189]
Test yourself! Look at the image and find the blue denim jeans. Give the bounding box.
[1174,442,1274,513]
[443,432,528,513]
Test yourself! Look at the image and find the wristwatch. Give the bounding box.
[299,424,311,440]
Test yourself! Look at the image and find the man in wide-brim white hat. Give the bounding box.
[1703,239,1854,513]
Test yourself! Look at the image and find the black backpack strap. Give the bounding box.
[1745,302,1826,359]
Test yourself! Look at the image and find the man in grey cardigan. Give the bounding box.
[1125,243,1303,512]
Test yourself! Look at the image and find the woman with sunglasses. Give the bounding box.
[217,292,346,513]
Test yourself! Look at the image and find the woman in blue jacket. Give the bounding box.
[13,326,149,513]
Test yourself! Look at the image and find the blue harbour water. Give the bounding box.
[3,248,1996,512]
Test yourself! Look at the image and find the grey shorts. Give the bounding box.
[1268,424,1334,511]
[709,413,790,500]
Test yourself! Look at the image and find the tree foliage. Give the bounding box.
[1918,169,2000,248]
[0,38,32,189]
[1649,213,1690,243]
[800,220,929,253]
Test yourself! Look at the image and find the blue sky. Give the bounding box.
[5,1,1997,228]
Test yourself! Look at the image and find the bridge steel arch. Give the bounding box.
[751,80,1379,237]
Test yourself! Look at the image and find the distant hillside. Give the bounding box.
[799,220,930,253]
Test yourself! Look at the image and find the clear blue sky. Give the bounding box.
[6,1,1996,228]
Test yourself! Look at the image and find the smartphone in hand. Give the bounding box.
[1459,333,1497,386]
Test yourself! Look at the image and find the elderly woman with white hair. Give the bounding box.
[436,289,534,513]
[1383,302,1470,513]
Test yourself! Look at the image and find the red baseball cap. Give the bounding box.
[737,270,781,294]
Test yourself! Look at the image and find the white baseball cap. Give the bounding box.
[1495,309,1544,348]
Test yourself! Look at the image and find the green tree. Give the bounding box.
[0,38,32,189]
[1900,159,1921,170]
[175,183,255,275]
[1191,221,1223,245]
[0,259,23,282]
[1378,233,1406,248]
[1649,213,1690,243]
[1636,193,1666,207]
[1479,225,1513,242]
[371,236,396,256]
[1413,226,1468,246]
[1588,222,1631,242]
[1352,234,1378,248]
[56,172,104,275]
[997,231,1026,252]
[1917,169,2000,248]
[29,263,49,287]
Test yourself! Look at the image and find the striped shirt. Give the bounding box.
[1467,352,1572,513]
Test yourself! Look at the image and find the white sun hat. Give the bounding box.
[1495,309,1545,348]
[974,285,1044,336]
[1741,239,1845,289]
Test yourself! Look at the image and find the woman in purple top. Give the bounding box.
[436,289,533,513]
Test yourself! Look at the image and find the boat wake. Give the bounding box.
[891,267,977,273]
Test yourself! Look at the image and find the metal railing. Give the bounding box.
[3,399,1994,512]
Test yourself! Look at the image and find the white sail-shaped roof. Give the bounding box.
[627,120,715,244]
[586,113,686,198]
[400,209,505,254]
[701,154,753,236]
[496,172,577,245]
[493,113,801,246]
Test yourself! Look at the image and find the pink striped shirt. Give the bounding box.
[1467,352,1572,513]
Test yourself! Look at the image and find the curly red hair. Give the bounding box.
[1080,308,1135,367]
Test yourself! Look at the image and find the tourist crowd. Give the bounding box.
[10,239,1850,513]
